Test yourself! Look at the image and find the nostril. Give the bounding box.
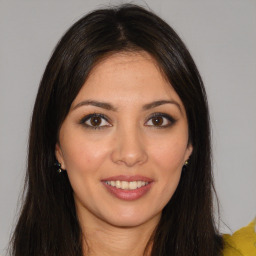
[111,149,148,167]
[110,128,148,166]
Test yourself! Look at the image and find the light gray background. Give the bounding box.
[0,0,255,254]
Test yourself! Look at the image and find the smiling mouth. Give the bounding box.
[102,175,153,200]
[103,180,149,190]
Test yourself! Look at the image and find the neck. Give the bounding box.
[79,213,160,256]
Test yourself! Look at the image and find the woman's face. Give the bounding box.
[56,52,192,228]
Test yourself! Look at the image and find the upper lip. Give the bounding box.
[101,175,153,183]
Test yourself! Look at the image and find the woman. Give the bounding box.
[10,4,255,256]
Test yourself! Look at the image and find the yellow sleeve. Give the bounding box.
[222,219,256,256]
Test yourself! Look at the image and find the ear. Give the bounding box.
[55,143,66,170]
[184,143,193,162]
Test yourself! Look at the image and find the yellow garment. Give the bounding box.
[222,219,256,256]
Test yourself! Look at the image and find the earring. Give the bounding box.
[54,161,63,173]
[182,160,189,172]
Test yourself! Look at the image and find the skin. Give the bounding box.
[55,51,193,256]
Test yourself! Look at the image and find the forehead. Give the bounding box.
[72,51,184,109]
[88,51,165,84]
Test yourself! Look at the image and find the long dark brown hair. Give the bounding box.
[11,4,223,256]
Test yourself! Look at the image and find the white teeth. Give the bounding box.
[116,180,121,188]
[104,180,149,190]
[129,181,137,190]
[121,181,128,189]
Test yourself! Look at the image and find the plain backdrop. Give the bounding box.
[0,0,255,254]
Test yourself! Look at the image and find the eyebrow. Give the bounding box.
[72,99,182,112]
[142,100,181,112]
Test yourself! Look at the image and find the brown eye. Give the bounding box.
[90,116,102,126]
[81,113,111,129]
[151,116,164,126]
[145,113,176,128]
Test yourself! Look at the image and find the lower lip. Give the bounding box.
[102,182,153,201]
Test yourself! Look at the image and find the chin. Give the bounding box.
[100,208,161,228]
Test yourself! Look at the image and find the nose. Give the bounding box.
[111,125,148,167]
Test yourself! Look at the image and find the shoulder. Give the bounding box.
[222,219,256,256]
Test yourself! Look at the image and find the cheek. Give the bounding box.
[61,136,111,199]
[149,135,188,198]
[151,137,188,173]
[61,133,109,174]
[133,136,186,214]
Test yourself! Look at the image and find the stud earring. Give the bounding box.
[54,161,63,173]
[182,160,189,172]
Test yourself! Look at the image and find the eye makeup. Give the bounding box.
[79,113,111,130]
[79,112,177,130]
[145,112,177,129]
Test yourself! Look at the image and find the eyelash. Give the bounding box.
[79,112,176,130]
[79,113,110,130]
